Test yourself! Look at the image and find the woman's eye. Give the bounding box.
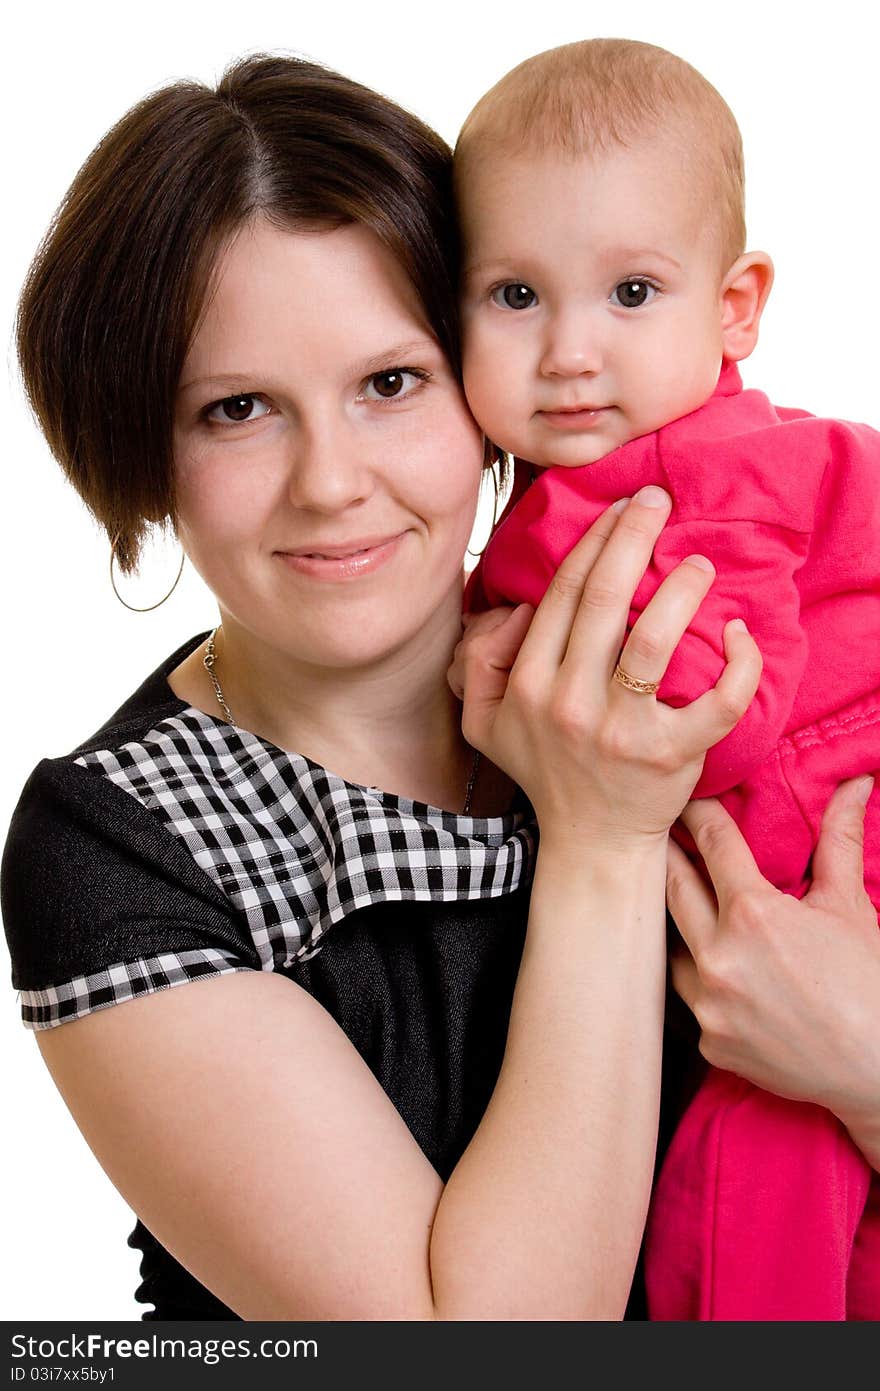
[611,279,658,309]
[206,394,270,423]
[491,283,538,311]
[360,369,425,402]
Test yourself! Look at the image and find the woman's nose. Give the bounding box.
[286,418,374,512]
[539,311,603,378]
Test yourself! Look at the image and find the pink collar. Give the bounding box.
[715,359,744,397]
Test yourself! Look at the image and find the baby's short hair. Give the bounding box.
[456,38,746,271]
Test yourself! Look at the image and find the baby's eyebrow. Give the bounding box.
[461,260,523,283]
[462,249,686,283]
[612,249,683,272]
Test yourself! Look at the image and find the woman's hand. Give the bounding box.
[454,487,762,850]
[448,606,516,701]
[668,779,880,1163]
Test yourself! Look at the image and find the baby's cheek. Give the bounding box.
[638,320,721,421]
[462,325,505,417]
[463,357,523,454]
[662,357,721,425]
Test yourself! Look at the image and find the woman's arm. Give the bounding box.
[35,489,761,1320]
[432,487,760,1316]
[667,781,880,1169]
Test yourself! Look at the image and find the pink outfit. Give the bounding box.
[466,360,880,1319]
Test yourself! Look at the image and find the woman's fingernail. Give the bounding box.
[685,554,714,572]
[853,775,875,805]
[727,617,748,632]
[634,485,670,508]
[611,497,630,513]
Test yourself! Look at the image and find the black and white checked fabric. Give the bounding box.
[20,950,246,1031]
[19,708,534,1029]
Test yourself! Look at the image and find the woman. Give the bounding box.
[2,53,877,1320]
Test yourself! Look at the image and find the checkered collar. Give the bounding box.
[77,706,536,968]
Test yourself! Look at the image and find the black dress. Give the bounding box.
[2,634,695,1319]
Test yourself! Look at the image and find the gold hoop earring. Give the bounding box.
[466,452,502,561]
[110,536,185,612]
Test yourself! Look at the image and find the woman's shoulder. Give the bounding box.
[7,634,208,809]
[2,632,218,939]
[72,630,209,758]
[1,633,255,1030]
[3,631,213,898]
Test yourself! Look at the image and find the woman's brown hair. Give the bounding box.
[17,54,463,571]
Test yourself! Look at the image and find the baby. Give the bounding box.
[455,38,880,1321]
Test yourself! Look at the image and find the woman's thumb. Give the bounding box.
[809,775,874,900]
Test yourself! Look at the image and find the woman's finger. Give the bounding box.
[668,619,763,762]
[677,796,767,909]
[668,936,701,1012]
[807,775,874,904]
[665,837,719,956]
[612,554,716,692]
[459,604,535,745]
[541,486,672,687]
[512,497,631,675]
[448,606,518,698]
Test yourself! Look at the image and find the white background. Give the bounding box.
[2,0,877,1319]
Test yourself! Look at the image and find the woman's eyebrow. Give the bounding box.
[355,339,440,376]
[178,340,440,396]
[177,372,259,396]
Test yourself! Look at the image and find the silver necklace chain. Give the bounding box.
[202,628,481,816]
[202,629,234,724]
[461,746,482,817]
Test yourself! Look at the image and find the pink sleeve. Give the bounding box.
[644,519,810,797]
[471,485,811,795]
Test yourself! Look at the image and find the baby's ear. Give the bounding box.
[719,251,774,362]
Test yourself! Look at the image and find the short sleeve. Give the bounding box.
[2,759,259,1030]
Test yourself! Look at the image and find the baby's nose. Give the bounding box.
[539,313,602,376]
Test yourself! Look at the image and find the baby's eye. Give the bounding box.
[359,369,426,402]
[206,394,271,423]
[611,279,658,309]
[491,283,538,311]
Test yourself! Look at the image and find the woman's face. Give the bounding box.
[173,218,484,671]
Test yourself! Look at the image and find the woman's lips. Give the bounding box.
[538,406,611,430]
[275,532,407,581]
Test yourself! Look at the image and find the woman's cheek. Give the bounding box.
[434,408,485,519]
[176,438,281,532]
[395,386,483,489]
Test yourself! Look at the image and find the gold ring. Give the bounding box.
[613,663,660,696]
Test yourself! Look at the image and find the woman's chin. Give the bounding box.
[271,615,436,674]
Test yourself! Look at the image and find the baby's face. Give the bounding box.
[460,136,728,468]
